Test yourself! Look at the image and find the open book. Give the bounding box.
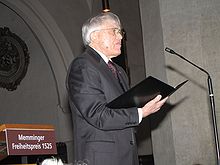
[107,76,188,108]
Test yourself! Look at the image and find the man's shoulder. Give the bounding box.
[69,54,96,70]
[70,56,87,70]
[73,46,98,60]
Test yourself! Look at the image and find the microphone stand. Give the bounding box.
[165,47,220,165]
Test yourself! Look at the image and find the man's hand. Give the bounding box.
[141,95,168,118]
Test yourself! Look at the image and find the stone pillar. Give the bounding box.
[139,0,176,164]
[140,0,220,164]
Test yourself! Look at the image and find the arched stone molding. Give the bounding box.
[86,0,93,13]
[0,0,74,112]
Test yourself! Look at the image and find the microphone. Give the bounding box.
[165,47,220,164]
[165,47,210,76]
[165,47,176,55]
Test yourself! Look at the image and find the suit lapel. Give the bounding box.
[100,59,125,93]
[114,64,129,92]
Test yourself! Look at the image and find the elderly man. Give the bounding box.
[66,12,168,165]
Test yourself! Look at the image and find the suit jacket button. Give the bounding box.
[130,141,134,145]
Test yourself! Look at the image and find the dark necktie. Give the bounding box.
[108,61,126,92]
[108,61,118,79]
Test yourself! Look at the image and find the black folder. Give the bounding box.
[107,76,188,108]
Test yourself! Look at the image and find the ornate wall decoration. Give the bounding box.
[0,27,29,91]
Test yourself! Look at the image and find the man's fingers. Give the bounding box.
[152,95,162,102]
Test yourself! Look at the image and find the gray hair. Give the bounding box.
[40,157,64,165]
[82,12,121,46]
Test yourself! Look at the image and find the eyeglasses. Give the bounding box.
[93,28,125,37]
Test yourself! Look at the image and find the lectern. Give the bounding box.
[0,124,57,164]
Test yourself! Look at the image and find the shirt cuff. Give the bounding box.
[138,108,143,123]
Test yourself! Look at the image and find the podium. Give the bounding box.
[0,124,57,164]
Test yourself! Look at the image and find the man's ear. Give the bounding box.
[90,32,98,43]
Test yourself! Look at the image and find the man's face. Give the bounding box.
[90,20,123,59]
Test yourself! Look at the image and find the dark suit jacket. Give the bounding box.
[66,46,140,165]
